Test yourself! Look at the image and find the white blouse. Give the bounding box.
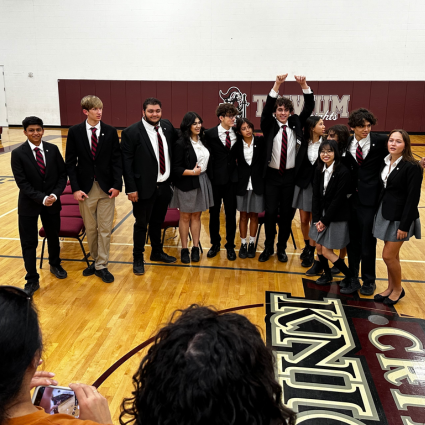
[191,138,210,172]
[381,154,403,188]
[243,137,254,190]
[307,137,322,165]
[322,161,335,194]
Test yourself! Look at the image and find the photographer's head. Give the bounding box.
[120,305,296,425]
[0,287,42,425]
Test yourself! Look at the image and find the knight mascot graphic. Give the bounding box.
[219,86,250,118]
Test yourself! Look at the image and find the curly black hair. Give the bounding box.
[347,108,377,128]
[120,305,296,425]
[274,96,294,113]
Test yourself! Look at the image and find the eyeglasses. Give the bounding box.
[320,150,334,155]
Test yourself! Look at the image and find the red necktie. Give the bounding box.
[225,131,231,150]
[33,147,46,175]
[356,143,363,166]
[154,126,166,174]
[90,127,98,160]
[279,125,288,175]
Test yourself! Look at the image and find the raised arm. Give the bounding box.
[294,75,315,127]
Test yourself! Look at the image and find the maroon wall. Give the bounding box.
[58,79,425,132]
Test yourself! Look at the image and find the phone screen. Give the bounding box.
[33,386,79,418]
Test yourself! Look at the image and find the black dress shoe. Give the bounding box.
[277,250,288,263]
[360,282,376,296]
[259,248,274,262]
[181,248,190,264]
[340,278,361,294]
[24,281,40,296]
[383,288,405,306]
[50,264,67,279]
[150,251,177,263]
[191,247,200,262]
[227,249,237,261]
[247,242,256,258]
[374,293,388,303]
[339,276,350,288]
[316,272,333,285]
[83,262,96,276]
[239,243,248,259]
[305,260,323,276]
[95,268,114,283]
[207,244,221,258]
[300,244,310,260]
[133,258,145,275]
[330,266,341,274]
[301,247,314,267]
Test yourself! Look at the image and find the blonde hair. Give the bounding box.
[81,95,103,111]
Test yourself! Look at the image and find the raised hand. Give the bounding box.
[275,74,288,85]
[294,75,308,90]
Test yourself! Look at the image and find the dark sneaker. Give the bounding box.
[24,281,40,296]
[133,258,145,275]
[94,268,114,283]
[301,247,314,267]
[207,244,221,258]
[181,248,190,264]
[259,248,274,262]
[277,250,288,262]
[227,249,237,261]
[316,272,333,285]
[305,260,323,276]
[300,244,310,260]
[340,278,361,294]
[330,266,341,274]
[150,252,177,263]
[191,247,200,262]
[239,243,248,259]
[247,242,256,258]
[83,262,96,276]
[360,282,376,296]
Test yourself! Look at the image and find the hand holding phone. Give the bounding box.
[32,386,79,418]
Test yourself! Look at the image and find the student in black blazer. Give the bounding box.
[259,74,315,263]
[204,103,239,261]
[309,139,355,286]
[171,112,214,264]
[121,97,179,275]
[372,130,423,305]
[233,118,265,259]
[66,95,122,284]
[11,116,67,295]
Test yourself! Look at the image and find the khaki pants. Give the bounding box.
[79,182,115,270]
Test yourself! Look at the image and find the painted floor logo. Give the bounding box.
[265,280,425,425]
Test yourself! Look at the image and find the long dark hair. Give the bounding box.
[120,305,296,425]
[303,116,322,142]
[317,139,341,171]
[179,112,206,147]
[327,124,350,154]
[0,289,42,425]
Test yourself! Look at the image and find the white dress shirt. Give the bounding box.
[308,137,322,164]
[27,140,57,205]
[268,87,312,171]
[381,154,403,188]
[142,118,171,183]
[217,124,237,148]
[322,161,335,194]
[191,138,210,172]
[348,133,371,162]
[243,137,254,190]
[85,120,101,149]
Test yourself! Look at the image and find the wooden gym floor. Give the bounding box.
[1,127,425,421]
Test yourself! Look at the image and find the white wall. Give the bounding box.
[1,0,425,125]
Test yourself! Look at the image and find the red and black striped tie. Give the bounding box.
[154,126,166,174]
[279,125,288,175]
[90,127,98,160]
[225,131,231,150]
[33,147,46,175]
[356,143,363,166]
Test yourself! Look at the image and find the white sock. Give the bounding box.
[249,236,256,244]
[241,238,247,245]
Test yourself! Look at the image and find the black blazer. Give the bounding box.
[378,159,423,231]
[11,141,67,216]
[121,119,178,200]
[311,163,351,227]
[204,126,238,185]
[234,135,266,196]
[295,140,320,189]
[172,137,211,192]
[341,133,388,206]
[261,91,315,178]
[65,121,123,195]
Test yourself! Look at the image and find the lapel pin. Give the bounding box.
[397,168,399,170]
[372,144,375,146]
[46,150,48,152]
[102,133,104,136]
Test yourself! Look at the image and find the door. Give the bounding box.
[0,66,8,127]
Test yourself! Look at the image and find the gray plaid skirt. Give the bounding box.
[309,210,350,250]
[236,190,264,213]
[170,172,214,213]
[373,202,421,242]
[292,183,313,212]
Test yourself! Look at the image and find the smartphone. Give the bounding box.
[32,386,79,418]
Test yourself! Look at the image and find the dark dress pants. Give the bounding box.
[208,183,236,250]
[18,210,61,283]
[132,183,173,259]
[264,168,295,252]
[346,193,377,285]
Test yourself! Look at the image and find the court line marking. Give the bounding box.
[1,253,425,284]
[0,208,17,218]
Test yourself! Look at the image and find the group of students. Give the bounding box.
[0,288,296,425]
[11,74,423,305]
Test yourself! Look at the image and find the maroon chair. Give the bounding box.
[39,181,89,268]
[255,212,297,250]
[146,208,203,253]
